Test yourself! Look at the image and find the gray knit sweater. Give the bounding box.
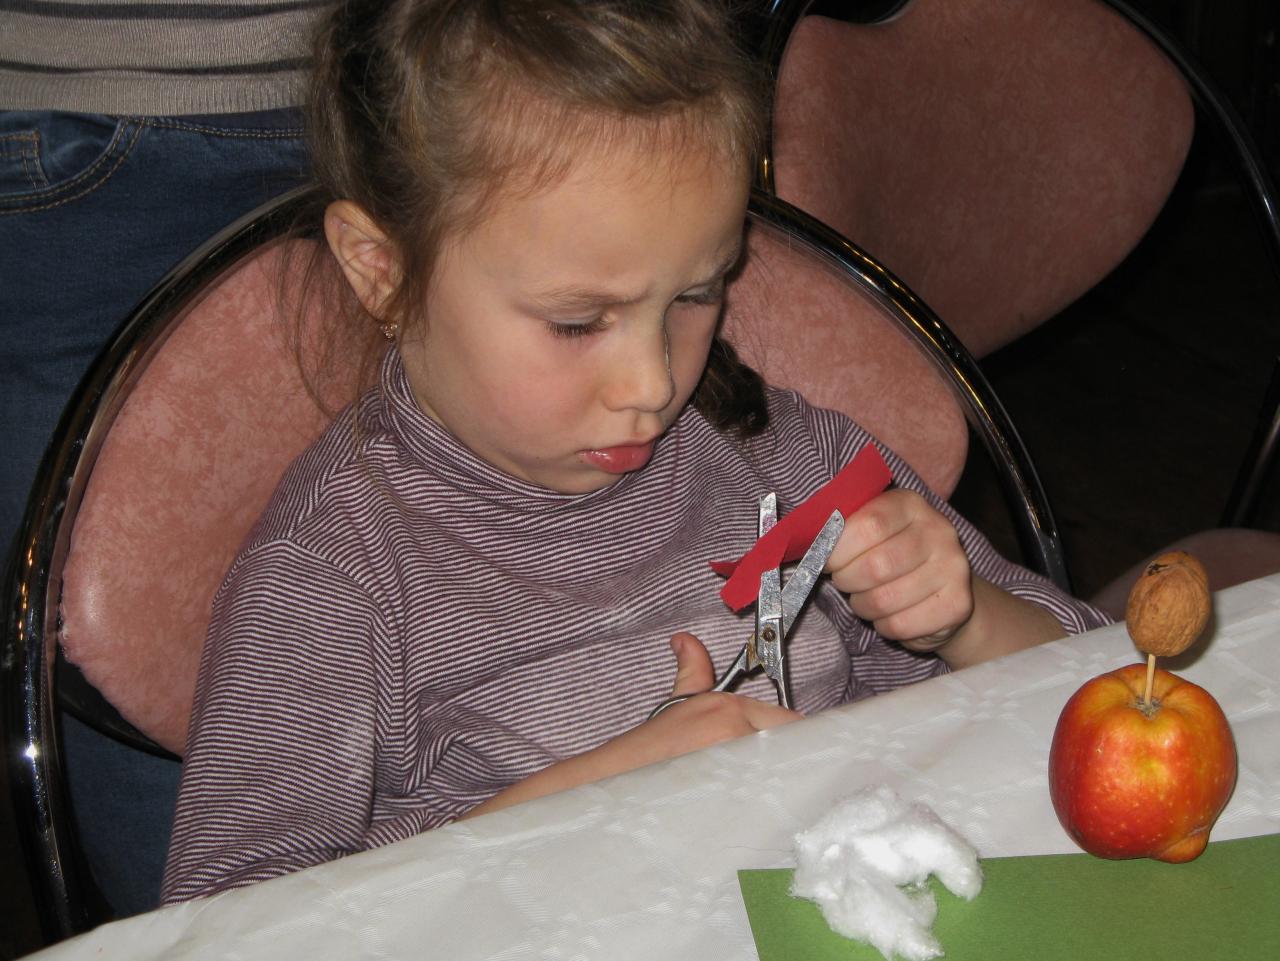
[0,0,331,114]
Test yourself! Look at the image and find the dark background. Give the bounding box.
[951,0,1280,596]
[3,1,1278,957]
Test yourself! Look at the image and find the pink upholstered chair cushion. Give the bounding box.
[59,241,364,755]
[724,221,967,496]
[773,2,1194,357]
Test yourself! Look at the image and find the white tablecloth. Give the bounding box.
[32,574,1280,961]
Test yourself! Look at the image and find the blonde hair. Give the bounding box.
[304,0,770,432]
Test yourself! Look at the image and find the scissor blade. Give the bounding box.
[758,492,777,536]
[757,563,782,623]
[779,510,844,634]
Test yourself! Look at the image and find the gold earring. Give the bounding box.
[379,321,399,341]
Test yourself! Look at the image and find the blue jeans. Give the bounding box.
[0,109,310,917]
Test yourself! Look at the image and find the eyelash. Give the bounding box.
[677,283,726,307]
[544,282,726,339]
[547,317,609,339]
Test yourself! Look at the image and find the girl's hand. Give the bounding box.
[826,488,975,652]
[642,632,801,753]
[462,632,797,819]
[826,488,1067,669]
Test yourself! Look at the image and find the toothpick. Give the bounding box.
[1143,653,1157,707]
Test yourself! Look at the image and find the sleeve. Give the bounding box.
[160,540,391,904]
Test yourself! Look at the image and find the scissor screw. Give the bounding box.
[762,626,777,643]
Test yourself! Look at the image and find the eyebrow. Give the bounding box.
[530,243,745,312]
[531,285,642,312]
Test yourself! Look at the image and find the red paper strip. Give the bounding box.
[710,445,893,611]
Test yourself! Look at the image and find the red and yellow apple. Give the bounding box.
[1048,663,1236,862]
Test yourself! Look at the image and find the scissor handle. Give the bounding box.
[647,692,694,720]
[646,639,758,720]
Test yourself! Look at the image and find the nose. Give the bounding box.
[602,322,675,414]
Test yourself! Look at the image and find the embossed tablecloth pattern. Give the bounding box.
[33,575,1280,961]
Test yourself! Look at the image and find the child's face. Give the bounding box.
[398,142,750,494]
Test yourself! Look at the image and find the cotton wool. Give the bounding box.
[791,784,982,961]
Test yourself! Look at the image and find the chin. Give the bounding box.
[544,471,621,495]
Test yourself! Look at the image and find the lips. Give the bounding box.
[580,439,656,474]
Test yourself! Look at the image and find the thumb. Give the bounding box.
[668,631,715,697]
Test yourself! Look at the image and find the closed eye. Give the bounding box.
[674,279,726,308]
[546,316,609,339]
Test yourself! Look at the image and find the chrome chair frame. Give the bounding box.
[2,183,1064,946]
[2,186,314,944]
[751,0,1280,528]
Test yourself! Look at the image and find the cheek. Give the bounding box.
[491,373,584,421]
[473,339,596,426]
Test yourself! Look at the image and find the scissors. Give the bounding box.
[649,493,845,719]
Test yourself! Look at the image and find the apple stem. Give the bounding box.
[1143,653,1157,707]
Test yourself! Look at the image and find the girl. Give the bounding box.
[162,0,1108,903]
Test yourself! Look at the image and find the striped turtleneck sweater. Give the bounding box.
[161,346,1110,903]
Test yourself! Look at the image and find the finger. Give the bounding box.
[668,631,715,696]
[847,555,953,621]
[830,495,964,597]
[829,525,929,596]
[737,696,804,730]
[831,498,953,596]
[898,625,961,653]
[825,489,917,576]
[656,689,802,738]
[852,570,974,643]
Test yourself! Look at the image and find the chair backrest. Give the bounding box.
[769,0,1194,357]
[57,235,364,756]
[725,214,967,496]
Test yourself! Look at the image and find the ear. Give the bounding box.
[324,200,402,319]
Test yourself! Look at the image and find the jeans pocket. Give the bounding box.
[0,126,46,191]
[0,112,139,211]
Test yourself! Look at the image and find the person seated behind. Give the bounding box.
[162,0,1109,903]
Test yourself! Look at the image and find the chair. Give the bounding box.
[2,185,1064,946]
[760,0,1196,360]
[754,0,1280,615]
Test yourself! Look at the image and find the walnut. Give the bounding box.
[1125,551,1211,657]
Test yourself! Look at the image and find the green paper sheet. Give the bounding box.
[739,833,1280,961]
